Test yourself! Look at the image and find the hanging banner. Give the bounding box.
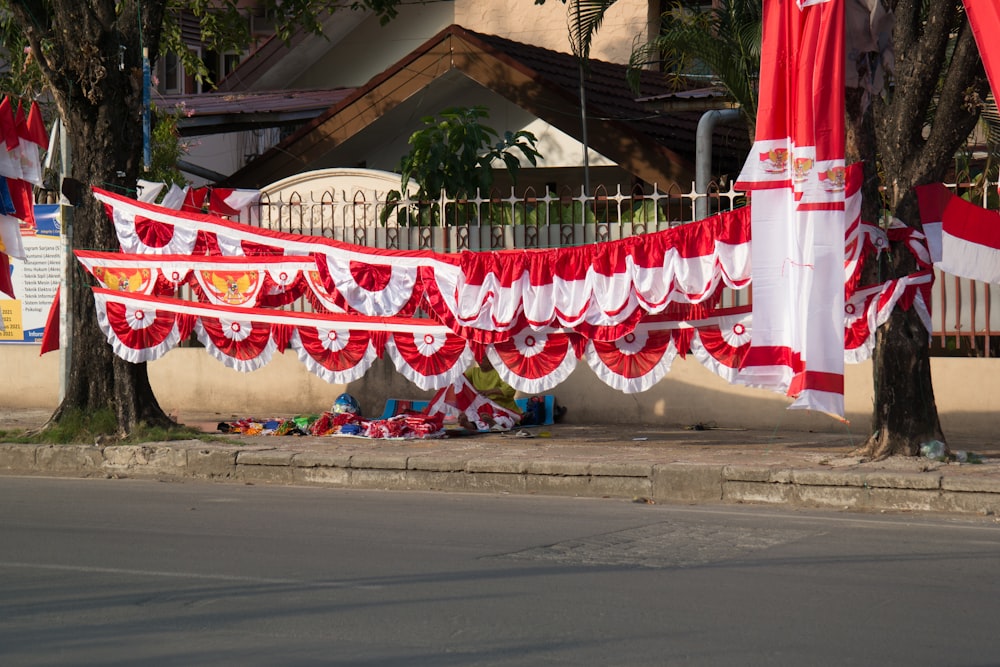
[734,0,847,418]
[1,205,62,343]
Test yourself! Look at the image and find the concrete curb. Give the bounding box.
[2,440,999,516]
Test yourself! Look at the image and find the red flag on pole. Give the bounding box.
[39,286,60,355]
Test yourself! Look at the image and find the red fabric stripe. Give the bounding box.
[0,251,14,299]
[787,370,844,396]
[25,102,48,149]
[941,195,1000,251]
[0,97,18,151]
[964,0,1000,102]
[915,182,951,226]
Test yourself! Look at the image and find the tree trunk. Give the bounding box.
[851,0,989,459]
[16,0,173,434]
[865,307,943,456]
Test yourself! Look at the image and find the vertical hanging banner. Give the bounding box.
[963,0,1000,103]
[735,0,847,418]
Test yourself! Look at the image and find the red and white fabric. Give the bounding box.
[0,97,20,179]
[289,326,380,384]
[688,310,754,385]
[583,322,679,394]
[423,209,751,343]
[195,315,281,373]
[315,254,424,317]
[843,272,933,363]
[488,328,580,394]
[964,0,1000,103]
[93,187,753,343]
[0,214,25,261]
[424,375,521,431]
[0,98,48,258]
[15,101,48,187]
[384,329,474,390]
[916,184,1000,284]
[208,188,261,218]
[735,0,846,418]
[75,250,343,309]
[177,187,261,219]
[90,288,468,385]
[93,289,194,363]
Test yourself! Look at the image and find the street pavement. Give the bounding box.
[2,407,1000,517]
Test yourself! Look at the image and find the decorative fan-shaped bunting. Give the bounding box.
[689,313,753,384]
[93,291,189,363]
[584,327,677,393]
[317,255,420,317]
[114,213,199,255]
[194,269,264,306]
[91,265,157,295]
[290,326,378,384]
[385,330,472,390]
[302,269,345,313]
[195,316,278,373]
[843,284,880,364]
[489,328,578,394]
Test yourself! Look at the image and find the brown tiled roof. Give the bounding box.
[222,25,749,189]
[469,30,749,177]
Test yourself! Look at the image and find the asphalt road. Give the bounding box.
[1,477,998,666]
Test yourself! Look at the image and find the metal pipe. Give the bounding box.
[695,108,740,220]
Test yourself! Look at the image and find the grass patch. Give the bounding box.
[2,408,228,445]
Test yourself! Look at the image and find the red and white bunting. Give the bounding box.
[583,326,678,394]
[384,330,474,390]
[93,187,752,343]
[93,290,193,363]
[488,329,580,394]
[689,311,754,385]
[290,327,380,384]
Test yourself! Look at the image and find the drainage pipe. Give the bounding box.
[695,108,741,220]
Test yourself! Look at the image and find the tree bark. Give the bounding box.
[12,0,172,434]
[848,0,990,459]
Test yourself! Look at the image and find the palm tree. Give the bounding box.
[627,0,762,141]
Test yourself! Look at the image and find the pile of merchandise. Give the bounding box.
[217,410,445,440]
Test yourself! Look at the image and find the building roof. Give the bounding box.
[221,24,749,189]
[157,89,354,136]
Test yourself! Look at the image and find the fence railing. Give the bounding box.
[248,181,746,251]
[240,179,998,357]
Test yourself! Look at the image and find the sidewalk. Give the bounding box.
[2,408,1000,517]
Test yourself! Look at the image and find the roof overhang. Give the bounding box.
[223,26,700,189]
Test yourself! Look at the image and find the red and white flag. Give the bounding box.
[917,183,1000,284]
[0,96,20,180]
[735,0,847,418]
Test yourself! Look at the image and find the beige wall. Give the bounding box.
[456,0,650,64]
[3,344,997,441]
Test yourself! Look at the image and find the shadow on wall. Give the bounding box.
[5,345,999,442]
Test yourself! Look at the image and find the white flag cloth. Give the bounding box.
[734,0,847,418]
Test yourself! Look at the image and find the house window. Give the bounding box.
[163,53,182,93]
[205,50,243,89]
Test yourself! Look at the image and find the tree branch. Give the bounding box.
[917,15,989,184]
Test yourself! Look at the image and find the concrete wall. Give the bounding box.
[456,0,651,65]
[4,343,998,441]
